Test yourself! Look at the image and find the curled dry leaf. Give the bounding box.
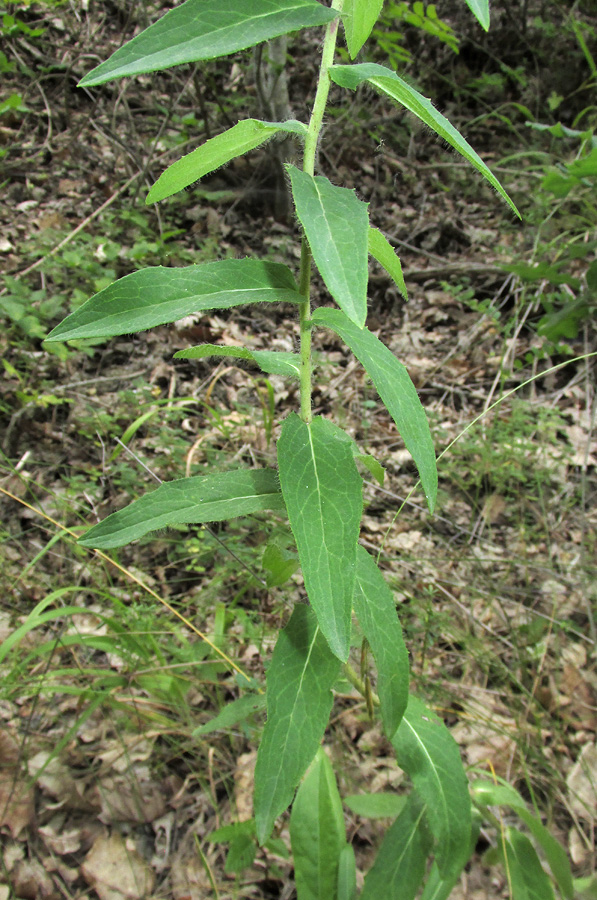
[0,730,35,838]
[82,832,155,900]
[566,741,597,821]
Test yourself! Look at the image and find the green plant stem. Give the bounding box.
[343,662,380,708]
[297,0,344,423]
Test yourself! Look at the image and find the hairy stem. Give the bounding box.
[298,0,344,423]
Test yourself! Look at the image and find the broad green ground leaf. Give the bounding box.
[342,0,384,57]
[79,0,337,87]
[147,119,307,203]
[288,166,369,328]
[311,308,437,512]
[175,343,300,377]
[353,545,409,738]
[290,748,346,900]
[500,827,556,900]
[254,606,341,844]
[463,0,489,31]
[192,693,266,737]
[337,844,357,900]
[45,260,302,342]
[277,414,363,660]
[344,793,406,819]
[368,227,407,300]
[471,781,573,899]
[329,64,520,218]
[78,468,285,550]
[360,795,431,900]
[392,695,471,881]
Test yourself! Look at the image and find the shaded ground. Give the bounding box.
[1,1,596,898]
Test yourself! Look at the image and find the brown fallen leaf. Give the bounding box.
[82,832,155,900]
[0,730,35,838]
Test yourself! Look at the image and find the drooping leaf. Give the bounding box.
[420,813,481,900]
[360,795,432,900]
[462,0,489,30]
[368,227,407,300]
[262,541,300,587]
[147,119,307,203]
[192,693,266,737]
[79,0,337,87]
[392,695,471,881]
[287,166,369,328]
[342,0,384,58]
[45,260,302,342]
[174,343,300,377]
[471,780,573,899]
[344,793,407,819]
[329,64,520,218]
[78,468,285,550]
[354,452,385,486]
[337,844,357,900]
[290,748,346,900]
[353,545,409,738]
[277,414,363,660]
[254,606,341,844]
[499,827,557,900]
[311,308,437,512]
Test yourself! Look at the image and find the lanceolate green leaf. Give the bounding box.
[311,308,437,513]
[290,748,346,900]
[78,469,285,550]
[360,795,431,900]
[500,828,556,900]
[288,166,369,328]
[277,414,363,661]
[471,781,573,899]
[254,606,341,845]
[147,119,308,204]
[392,695,471,882]
[342,0,384,58]
[353,545,409,739]
[329,64,520,218]
[79,0,338,87]
[337,844,357,900]
[174,343,300,377]
[45,260,302,342]
[463,0,490,31]
[368,227,407,300]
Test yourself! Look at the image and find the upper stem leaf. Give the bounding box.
[342,0,384,58]
[45,260,302,342]
[311,307,437,513]
[78,468,285,549]
[147,119,308,204]
[329,63,520,218]
[79,0,337,86]
[277,414,363,661]
[288,165,369,328]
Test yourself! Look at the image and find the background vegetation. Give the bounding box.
[0,0,595,897]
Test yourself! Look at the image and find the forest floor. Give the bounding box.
[0,2,596,899]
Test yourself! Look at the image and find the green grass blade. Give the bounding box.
[342,0,384,58]
[79,0,337,86]
[368,227,407,300]
[290,748,347,900]
[192,694,266,737]
[45,260,302,342]
[147,119,307,203]
[329,64,520,218]
[311,308,437,513]
[360,795,432,900]
[254,606,341,844]
[174,344,301,377]
[472,781,573,899]
[392,695,471,882]
[78,468,285,550]
[353,545,409,738]
[288,166,369,328]
[277,414,363,661]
